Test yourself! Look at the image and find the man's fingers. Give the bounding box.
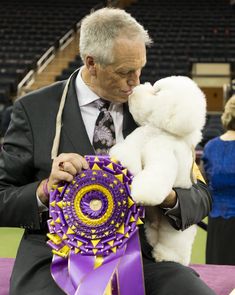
[76,156,89,171]
[54,170,74,183]
[81,157,89,169]
[58,161,77,176]
[54,153,89,172]
[48,153,90,191]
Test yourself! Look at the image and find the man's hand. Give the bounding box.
[36,153,89,206]
[159,190,177,208]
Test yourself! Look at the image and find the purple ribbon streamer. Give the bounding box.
[51,254,76,295]
[117,231,145,295]
[69,252,96,289]
[75,248,126,295]
[51,231,145,295]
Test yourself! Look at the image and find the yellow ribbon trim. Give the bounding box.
[47,233,62,245]
[104,280,112,295]
[74,184,114,227]
[52,245,70,258]
[193,163,206,184]
[190,148,206,184]
[94,255,104,269]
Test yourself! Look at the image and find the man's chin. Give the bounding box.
[104,92,129,103]
[116,97,128,103]
[110,95,128,104]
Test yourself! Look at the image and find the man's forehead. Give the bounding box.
[112,55,146,70]
[111,40,146,69]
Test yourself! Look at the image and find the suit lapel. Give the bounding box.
[123,103,138,138]
[60,72,95,156]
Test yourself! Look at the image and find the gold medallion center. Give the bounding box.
[90,199,102,211]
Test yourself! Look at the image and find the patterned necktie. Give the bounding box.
[93,99,116,155]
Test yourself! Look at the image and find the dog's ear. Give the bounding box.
[143,82,158,95]
[144,82,152,87]
[152,82,161,96]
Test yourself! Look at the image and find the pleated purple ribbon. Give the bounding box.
[47,155,145,295]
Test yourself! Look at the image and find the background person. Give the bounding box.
[201,95,235,265]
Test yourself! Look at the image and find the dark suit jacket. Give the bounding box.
[0,72,212,295]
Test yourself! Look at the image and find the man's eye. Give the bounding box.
[118,72,128,76]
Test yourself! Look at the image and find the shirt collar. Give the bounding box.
[75,66,100,106]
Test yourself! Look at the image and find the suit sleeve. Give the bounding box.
[163,180,212,230]
[0,100,41,230]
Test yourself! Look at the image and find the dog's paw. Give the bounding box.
[110,146,141,176]
[131,173,166,205]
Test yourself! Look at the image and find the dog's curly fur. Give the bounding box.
[110,76,206,265]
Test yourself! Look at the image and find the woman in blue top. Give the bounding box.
[201,95,235,265]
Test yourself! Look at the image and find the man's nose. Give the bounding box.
[127,70,141,86]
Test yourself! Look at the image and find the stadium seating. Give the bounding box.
[0,0,102,106]
[55,0,235,85]
[56,54,83,81]
[0,0,102,136]
[200,113,224,147]
[125,0,235,83]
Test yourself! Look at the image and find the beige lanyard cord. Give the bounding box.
[51,69,79,159]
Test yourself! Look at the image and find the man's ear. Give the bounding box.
[85,56,96,76]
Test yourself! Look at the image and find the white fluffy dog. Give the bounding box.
[110,76,206,265]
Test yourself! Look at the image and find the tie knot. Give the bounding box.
[96,99,110,111]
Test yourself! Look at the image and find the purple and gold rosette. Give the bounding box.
[47,155,145,295]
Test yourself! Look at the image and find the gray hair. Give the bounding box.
[221,94,235,131]
[79,7,152,65]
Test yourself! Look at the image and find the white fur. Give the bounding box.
[110,76,206,265]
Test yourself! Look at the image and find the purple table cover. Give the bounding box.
[0,258,14,295]
[191,264,235,295]
[1,258,235,295]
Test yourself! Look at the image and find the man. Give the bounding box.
[0,7,215,295]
